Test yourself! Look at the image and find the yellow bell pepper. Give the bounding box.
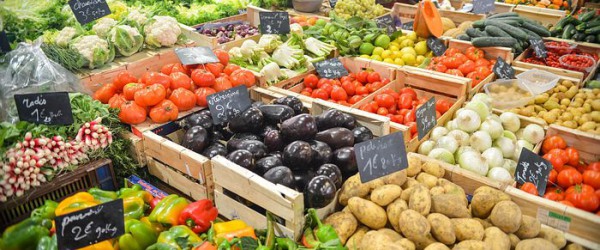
[78,240,114,250]
[55,192,99,216]
[213,220,248,235]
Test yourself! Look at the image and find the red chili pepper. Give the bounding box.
[178,199,219,233]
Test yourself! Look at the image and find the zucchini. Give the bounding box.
[562,24,576,39]
[491,17,525,25]
[521,17,541,26]
[485,19,523,27]
[522,28,542,40]
[472,37,517,47]
[574,19,600,31]
[522,22,552,37]
[573,32,586,41]
[585,35,596,43]
[488,12,519,19]
[597,33,600,42]
[457,34,471,41]
[578,11,597,22]
[473,20,486,29]
[553,15,577,33]
[466,28,488,38]
[487,20,529,41]
[485,25,512,38]
[585,26,600,35]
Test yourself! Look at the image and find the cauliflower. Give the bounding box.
[258,35,282,53]
[126,9,148,28]
[260,62,287,85]
[110,25,144,57]
[70,35,115,69]
[55,27,80,47]
[143,16,182,48]
[92,18,118,38]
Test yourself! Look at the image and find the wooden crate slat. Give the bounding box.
[147,158,210,201]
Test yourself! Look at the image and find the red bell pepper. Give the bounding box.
[150,197,162,210]
[178,199,218,233]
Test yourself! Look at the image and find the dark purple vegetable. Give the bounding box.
[181,126,209,154]
[283,140,313,171]
[263,166,295,189]
[227,140,267,159]
[230,133,262,141]
[229,107,264,133]
[259,125,278,138]
[352,126,374,144]
[304,176,336,209]
[340,113,356,130]
[332,147,357,178]
[272,96,304,115]
[258,104,295,125]
[293,169,315,192]
[280,114,317,141]
[267,151,284,159]
[315,127,354,150]
[308,140,332,167]
[226,149,254,170]
[316,164,343,189]
[255,156,282,175]
[181,113,213,131]
[252,101,265,108]
[202,143,227,158]
[264,129,285,152]
[315,109,347,131]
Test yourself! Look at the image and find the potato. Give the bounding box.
[345,226,368,250]
[538,227,566,249]
[407,155,422,177]
[348,197,387,229]
[339,174,370,206]
[431,194,471,218]
[515,238,558,250]
[489,201,522,233]
[471,186,510,218]
[371,184,402,206]
[324,211,358,244]
[368,178,386,191]
[387,198,409,232]
[413,234,438,250]
[508,234,520,250]
[382,169,408,186]
[409,184,432,216]
[428,213,456,245]
[451,218,484,241]
[395,238,416,250]
[403,178,420,189]
[430,186,445,196]
[417,172,439,189]
[422,161,445,178]
[401,187,415,202]
[378,228,403,242]
[438,180,468,206]
[563,243,585,250]
[473,218,492,229]
[360,231,404,250]
[399,210,431,240]
[483,227,510,250]
[452,240,486,250]
[514,215,540,239]
[424,243,450,250]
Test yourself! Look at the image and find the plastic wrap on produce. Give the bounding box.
[0,40,87,123]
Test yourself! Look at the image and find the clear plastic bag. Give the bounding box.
[0,40,87,123]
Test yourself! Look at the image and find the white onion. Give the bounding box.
[480,119,503,139]
[455,146,477,160]
[453,108,465,119]
[465,100,490,120]
[502,159,517,175]
[482,148,504,169]
[418,140,435,155]
[515,128,524,139]
[469,131,492,152]
[522,124,545,144]
[456,109,481,133]
[430,127,449,141]
[458,150,489,176]
[500,112,520,132]
[487,114,501,123]
[472,93,492,108]
[428,148,455,164]
[494,137,515,158]
[435,136,459,154]
[447,130,470,146]
[446,120,458,131]
[487,167,513,183]
[503,130,517,142]
[514,140,534,161]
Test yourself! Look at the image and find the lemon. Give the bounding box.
[400,39,414,49]
[374,34,391,49]
[396,36,407,44]
[384,58,395,64]
[381,50,393,59]
[400,47,417,57]
[360,54,371,59]
[414,41,428,55]
[389,42,400,48]
[416,55,425,65]
[372,47,384,56]
[391,51,402,59]
[406,31,417,42]
[402,53,416,66]
[389,45,400,52]
[359,43,375,55]
[371,55,383,61]
[394,58,405,66]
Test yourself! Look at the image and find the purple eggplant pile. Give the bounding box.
[198,23,259,44]
[178,96,375,209]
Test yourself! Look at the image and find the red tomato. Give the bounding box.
[406,122,417,135]
[457,60,476,75]
[404,109,416,123]
[113,71,138,91]
[474,66,492,76]
[230,69,256,87]
[93,83,116,104]
[520,182,539,196]
[442,57,461,69]
[356,71,369,83]
[376,107,389,116]
[347,95,362,104]
[194,87,216,107]
[341,81,356,96]
[565,147,580,166]
[565,184,600,212]
[466,71,485,88]
[205,63,224,77]
[367,72,381,83]
[444,48,460,56]
[453,53,468,64]
[330,86,348,101]
[304,74,319,89]
[399,88,417,100]
[466,47,484,61]
[223,64,241,76]
[355,86,369,95]
[374,94,395,109]
[474,58,490,67]
[588,162,600,172]
[544,153,565,171]
[548,149,569,166]
[398,94,413,110]
[213,76,233,92]
[311,89,329,100]
[557,168,583,189]
[170,72,193,90]
[583,170,600,189]
[548,169,558,185]
[191,69,216,87]
[544,187,565,201]
[435,99,451,114]
[213,49,229,65]
[433,63,448,73]
[445,69,464,77]
[559,200,575,207]
[320,83,333,95]
[391,115,404,124]
[542,135,567,154]
[145,72,172,89]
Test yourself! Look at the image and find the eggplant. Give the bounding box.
[304,176,336,209]
[227,140,267,159]
[226,149,254,170]
[315,127,354,150]
[272,96,304,115]
[283,140,313,171]
[198,109,212,117]
[230,133,262,141]
[209,130,225,142]
[228,107,264,133]
[202,143,227,158]
[254,156,282,175]
[214,124,234,141]
[258,104,295,125]
[264,129,285,152]
[316,164,343,189]
[352,126,374,144]
[308,140,332,167]
[315,109,346,131]
[340,113,356,130]
[251,101,265,108]
[332,147,357,178]
[181,114,213,131]
[267,151,284,159]
[181,126,209,154]
[259,125,279,138]
[263,166,295,189]
[293,169,315,192]
[280,114,317,141]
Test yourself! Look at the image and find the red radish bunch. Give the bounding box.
[75,118,113,151]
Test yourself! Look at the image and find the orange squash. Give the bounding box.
[413,0,444,38]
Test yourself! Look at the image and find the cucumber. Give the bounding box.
[488,12,519,19]
[485,26,512,38]
[487,21,529,41]
[585,26,600,35]
[491,17,525,25]
[578,11,597,22]
[457,34,471,41]
[473,20,486,29]
[522,22,551,37]
[521,17,541,26]
[513,42,523,54]
[485,19,523,27]
[472,37,517,47]
[522,28,542,40]
[466,28,488,38]
[562,24,575,39]
[585,35,597,43]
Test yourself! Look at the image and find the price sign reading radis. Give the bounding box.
[355,132,408,183]
[69,0,111,25]
[515,148,552,196]
[14,92,74,125]
[207,85,252,124]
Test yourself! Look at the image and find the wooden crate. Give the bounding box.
[120,131,147,167]
[513,5,566,28]
[391,3,485,29]
[147,158,211,201]
[494,2,517,13]
[191,7,261,49]
[353,67,468,152]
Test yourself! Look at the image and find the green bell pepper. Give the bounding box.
[153,225,202,250]
[30,200,58,220]
[124,196,146,220]
[88,187,118,203]
[118,184,152,203]
[0,217,52,250]
[146,243,178,250]
[119,219,158,250]
[149,195,189,225]
[36,235,57,250]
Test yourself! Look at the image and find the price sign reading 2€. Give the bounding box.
[354,132,408,183]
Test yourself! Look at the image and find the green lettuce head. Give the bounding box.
[110,25,144,57]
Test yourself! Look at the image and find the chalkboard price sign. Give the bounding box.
[401,21,414,31]
[175,47,220,65]
[416,97,437,140]
[55,199,125,250]
[493,56,515,79]
[427,37,447,57]
[315,58,349,79]
[259,12,290,34]
[355,132,408,183]
[375,14,397,35]
[529,39,547,59]
[68,0,112,25]
[207,85,252,124]
[515,148,552,196]
[0,31,11,53]
[330,0,338,8]
[472,0,495,14]
[14,92,74,125]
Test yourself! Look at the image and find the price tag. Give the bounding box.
[207,85,252,124]
[14,92,74,125]
[401,21,414,31]
[515,148,552,196]
[493,56,515,79]
[354,132,408,183]
[375,14,397,35]
[175,47,220,65]
[68,0,111,25]
[472,0,495,14]
[537,208,571,232]
[0,31,11,53]
[529,38,547,59]
[330,0,338,8]
[427,37,447,57]
[259,12,290,35]
[315,58,349,79]
[55,199,125,250]
[416,97,437,140]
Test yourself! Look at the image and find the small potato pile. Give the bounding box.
[324,154,582,250]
